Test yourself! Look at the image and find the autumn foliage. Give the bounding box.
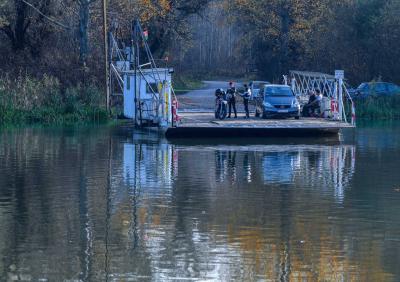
[1,0,399,86]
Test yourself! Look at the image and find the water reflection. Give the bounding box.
[0,127,399,281]
[123,143,175,191]
[204,144,355,203]
[262,151,300,184]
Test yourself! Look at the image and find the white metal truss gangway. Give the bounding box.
[287,70,356,126]
[108,20,178,128]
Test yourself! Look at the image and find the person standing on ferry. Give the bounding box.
[226,81,237,118]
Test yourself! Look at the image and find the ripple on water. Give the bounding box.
[0,125,399,281]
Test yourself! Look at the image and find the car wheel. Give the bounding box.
[295,116,300,120]
[255,110,260,117]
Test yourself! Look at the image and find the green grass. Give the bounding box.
[354,95,400,119]
[172,74,204,94]
[0,74,110,125]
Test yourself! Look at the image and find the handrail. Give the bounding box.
[110,63,123,85]
[109,63,124,94]
[137,68,160,102]
[110,33,125,63]
[343,84,356,126]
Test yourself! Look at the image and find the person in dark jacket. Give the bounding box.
[302,89,322,117]
[302,90,316,117]
[241,84,252,118]
[226,81,237,118]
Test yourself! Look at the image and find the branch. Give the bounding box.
[21,0,72,30]
[60,1,79,17]
[0,25,15,40]
[23,19,31,32]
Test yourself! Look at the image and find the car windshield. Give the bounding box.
[264,87,293,97]
[358,83,369,90]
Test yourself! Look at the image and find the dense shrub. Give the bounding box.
[354,95,400,119]
[0,74,108,125]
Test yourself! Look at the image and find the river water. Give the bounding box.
[0,122,399,281]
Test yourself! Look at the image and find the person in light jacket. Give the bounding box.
[241,84,252,118]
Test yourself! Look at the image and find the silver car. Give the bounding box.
[254,85,300,119]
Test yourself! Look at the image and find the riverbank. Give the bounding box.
[354,95,400,119]
[0,75,109,125]
[2,74,400,126]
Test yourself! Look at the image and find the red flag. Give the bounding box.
[143,30,149,41]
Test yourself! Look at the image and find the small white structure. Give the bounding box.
[123,68,172,127]
[109,20,177,129]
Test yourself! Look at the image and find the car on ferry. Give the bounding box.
[254,85,300,119]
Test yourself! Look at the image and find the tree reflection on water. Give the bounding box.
[0,128,398,281]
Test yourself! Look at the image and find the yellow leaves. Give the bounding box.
[159,0,171,13]
[138,0,157,22]
[137,0,171,22]
[232,0,324,48]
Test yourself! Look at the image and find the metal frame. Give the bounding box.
[289,70,355,126]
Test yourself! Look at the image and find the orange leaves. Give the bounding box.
[137,0,157,22]
[137,0,172,22]
[159,0,171,13]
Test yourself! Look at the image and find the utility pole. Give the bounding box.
[102,0,110,113]
[133,21,137,126]
[132,20,141,127]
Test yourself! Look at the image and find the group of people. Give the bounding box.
[215,81,252,118]
[215,83,324,119]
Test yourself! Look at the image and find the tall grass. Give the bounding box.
[354,95,400,119]
[0,74,109,125]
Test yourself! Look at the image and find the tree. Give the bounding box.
[0,0,56,53]
[372,0,400,82]
[228,0,325,81]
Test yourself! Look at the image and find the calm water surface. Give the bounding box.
[0,122,399,281]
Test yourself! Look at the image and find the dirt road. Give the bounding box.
[178,81,248,114]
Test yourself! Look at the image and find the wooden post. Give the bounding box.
[102,0,110,112]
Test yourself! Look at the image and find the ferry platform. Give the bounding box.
[165,112,354,138]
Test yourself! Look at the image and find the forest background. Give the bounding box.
[1,0,399,122]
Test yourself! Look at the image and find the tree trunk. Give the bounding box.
[279,3,290,76]
[12,0,28,50]
[78,0,90,65]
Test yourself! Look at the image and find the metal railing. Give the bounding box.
[289,70,356,126]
